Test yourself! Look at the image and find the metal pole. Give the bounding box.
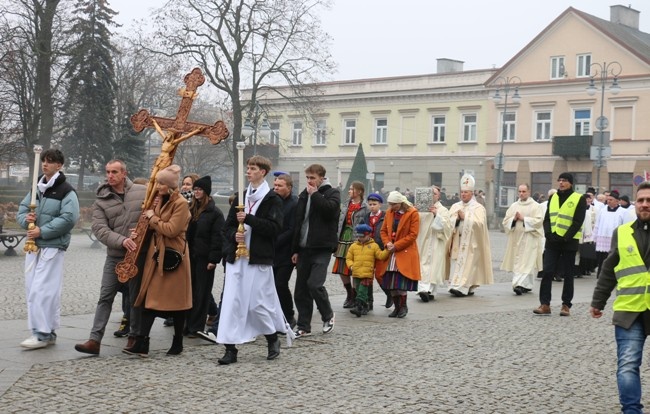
[596,69,606,193]
[495,91,509,217]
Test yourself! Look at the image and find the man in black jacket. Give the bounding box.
[534,172,587,316]
[291,164,340,338]
[216,155,287,365]
[273,173,298,328]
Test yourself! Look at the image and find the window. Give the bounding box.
[610,173,633,200]
[292,121,302,146]
[535,111,552,141]
[315,120,327,145]
[374,118,387,144]
[344,119,356,144]
[550,56,565,79]
[269,122,280,145]
[431,116,445,143]
[462,114,477,142]
[500,112,516,142]
[577,54,591,77]
[373,172,384,193]
[573,109,591,136]
[429,172,442,187]
[531,172,552,200]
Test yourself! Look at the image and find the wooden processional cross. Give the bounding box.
[116,67,229,283]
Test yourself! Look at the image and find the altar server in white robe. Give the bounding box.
[217,155,292,365]
[416,185,452,302]
[448,174,493,297]
[501,184,543,295]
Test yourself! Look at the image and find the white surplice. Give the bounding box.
[217,181,290,345]
[500,198,543,290]
[416,202,452,296]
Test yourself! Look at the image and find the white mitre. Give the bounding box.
[460,173,475,191]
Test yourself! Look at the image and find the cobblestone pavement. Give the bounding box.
[0,231,643,413]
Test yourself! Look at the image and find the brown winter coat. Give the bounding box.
[135,192,192,311]
[379,207,421,281]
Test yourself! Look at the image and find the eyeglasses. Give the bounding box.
[557,179,569,183]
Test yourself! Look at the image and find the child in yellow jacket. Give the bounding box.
[346,224,389,316]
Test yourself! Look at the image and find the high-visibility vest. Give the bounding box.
[613,223,650,312]
[548,192,582,240]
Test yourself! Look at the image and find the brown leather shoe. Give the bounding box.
[74,339,100,355]
[560,304,571,316]
[533,304,551,315]
[125,336,136,349]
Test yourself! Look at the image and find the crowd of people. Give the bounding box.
[16,149,650,413]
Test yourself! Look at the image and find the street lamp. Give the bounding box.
[240,102,271,155]
[586,61,621,193]
[491,76,521,219]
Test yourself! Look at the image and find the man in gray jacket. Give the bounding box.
[75,160,145,355]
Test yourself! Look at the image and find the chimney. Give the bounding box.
[437,58,464,74]
[610,4,640,30]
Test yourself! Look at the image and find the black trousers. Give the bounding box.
[186,256,216,333]
[539,247,577,307]
[273,263,295,322]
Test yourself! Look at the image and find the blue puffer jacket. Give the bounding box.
[17,172,80,250]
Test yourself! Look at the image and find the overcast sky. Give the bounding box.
[109,0,650,81]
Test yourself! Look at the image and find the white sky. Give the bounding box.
[108,0,650,81]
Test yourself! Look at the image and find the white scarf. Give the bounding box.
[244,180,270,246]
[37,171,60,195]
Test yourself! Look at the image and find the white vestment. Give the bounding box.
[25,247,65,335]
[593,207,626,253]
[217,181,290,345]
[416,202,452,296]
[448,198,493,295]
[500,198,543,290]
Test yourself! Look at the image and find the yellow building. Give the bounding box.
[252,5,650,218]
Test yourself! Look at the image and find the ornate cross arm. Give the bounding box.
[131,109,229,145]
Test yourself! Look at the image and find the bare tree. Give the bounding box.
[141,0,336,187]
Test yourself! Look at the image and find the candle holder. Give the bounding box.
[234,205,249,259]
[24,145,42,254]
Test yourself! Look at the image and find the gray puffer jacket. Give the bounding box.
[91,178,146,257]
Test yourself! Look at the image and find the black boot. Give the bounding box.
[113,316,130,337]
[367,288,374,311]
[397,295,408,318]
[350,300,363,317]
[218,345,238,365]
[266,335,280,360]
[360,302,369,316]
[388,296,400,317]
[122,336,149,357]
[166,335,183,355]
[382,287,393,308]
[343,283,354,308]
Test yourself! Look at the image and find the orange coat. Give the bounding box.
[379,207,421,281]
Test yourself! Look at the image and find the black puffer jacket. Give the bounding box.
[187,198,225,265]
[292,182,341,253]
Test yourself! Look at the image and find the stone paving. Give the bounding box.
[0,231,645,413]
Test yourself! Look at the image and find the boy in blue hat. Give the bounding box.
[346,224,389,317]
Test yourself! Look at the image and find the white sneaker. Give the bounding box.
[195,331,217,344]
[322,315,335,334]
[20,336,49,349]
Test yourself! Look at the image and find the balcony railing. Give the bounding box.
[552,135,591,159]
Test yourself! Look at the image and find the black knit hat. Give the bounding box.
[609,190,620,200]
[193,175,212,195]
[558,172,574,185]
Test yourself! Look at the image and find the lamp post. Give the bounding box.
[240,102,271,155]
[586,61,621,193]
[491,76,521,221]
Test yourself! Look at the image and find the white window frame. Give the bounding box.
[462,113,477,142]
[500,111,516,142]
[535,111,552,141]
[343,119,356,145]
[314,120,327,146]
[431,115,445,143]
[576,54,591,78]
[374,118,387,144]
[573,109,591,136]
[550,56,565,79]
[292,121,303,146]
[269,121,280,145]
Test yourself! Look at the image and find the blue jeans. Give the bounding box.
[615,318,646,414]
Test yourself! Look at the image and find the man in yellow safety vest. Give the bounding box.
[590,181,650,414]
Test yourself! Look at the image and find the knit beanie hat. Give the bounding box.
[156,165,181,189]
[558,172,574,185]
[193,175,212,195]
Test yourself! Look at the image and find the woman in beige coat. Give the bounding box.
[124,164,191,357]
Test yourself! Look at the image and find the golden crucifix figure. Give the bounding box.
[115,67,229,282]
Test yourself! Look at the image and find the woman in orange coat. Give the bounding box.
[380,191,421,318]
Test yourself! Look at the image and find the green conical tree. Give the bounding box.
[344,144,370,202]
[62,0,118,188]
